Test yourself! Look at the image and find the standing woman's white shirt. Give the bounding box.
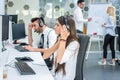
[51,41,80,80]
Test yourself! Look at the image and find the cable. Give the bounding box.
[5,59,16,68]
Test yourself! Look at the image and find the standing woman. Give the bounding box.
[43,16,80,80]
[98,6,116,66]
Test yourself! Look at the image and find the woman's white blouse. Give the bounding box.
[51,40,80,80]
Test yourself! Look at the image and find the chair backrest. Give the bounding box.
[116,26,120,51]
[74,34,90,80]
[116,26,120,36]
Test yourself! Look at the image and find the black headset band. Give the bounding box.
[64,16,70,30]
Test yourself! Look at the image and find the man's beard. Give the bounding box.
[34,29,42,33]
[34,30,40,33]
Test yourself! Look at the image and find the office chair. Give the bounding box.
[116,26,120,51]
[74,34,90,80]
[115,26,120,65]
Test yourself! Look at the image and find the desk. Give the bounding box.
[0,44,54,80]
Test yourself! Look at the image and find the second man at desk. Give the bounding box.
[24,17,57,68]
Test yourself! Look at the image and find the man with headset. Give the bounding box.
[24,17,57,69]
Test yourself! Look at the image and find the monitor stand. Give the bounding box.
[2,41,7,52]
[2,48,7,52]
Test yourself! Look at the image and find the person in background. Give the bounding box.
[43,16,80,80]
[24,17,57,69]
[74,0,92,34]
[98,6,116,66]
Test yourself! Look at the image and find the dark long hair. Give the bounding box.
[55,16,78,75]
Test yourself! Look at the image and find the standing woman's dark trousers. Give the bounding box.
[103,34,115,59]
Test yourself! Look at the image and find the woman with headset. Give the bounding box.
[43,16,80,80]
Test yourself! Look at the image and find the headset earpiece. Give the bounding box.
[64,16,70,30]
[39,18,44,27]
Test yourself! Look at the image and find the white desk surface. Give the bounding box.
[0,44,54,80]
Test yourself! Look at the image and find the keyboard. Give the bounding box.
[15,62,36,75]
[15,45,29,52]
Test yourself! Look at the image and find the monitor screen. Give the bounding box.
[12,23,26,40]
[2,15,9,41]
[8,15,18,24]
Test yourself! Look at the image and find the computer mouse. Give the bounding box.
[19,43,28,46]
[15,57,33,61]
[20,57,29,61]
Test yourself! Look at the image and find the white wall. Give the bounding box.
[0,0,5,15]
[7,0,40,34]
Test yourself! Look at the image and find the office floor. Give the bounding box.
[84,52,120,80]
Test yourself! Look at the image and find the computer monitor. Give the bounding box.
[2,15,9,41]
[0,15,9,52]
[8,15,18,24]
[12,23,26,40]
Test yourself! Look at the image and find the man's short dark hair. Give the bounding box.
[77,0,84,4]
[31,17,45,24]
[31,17,39,22]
